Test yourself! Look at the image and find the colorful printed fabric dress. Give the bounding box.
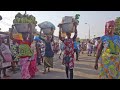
[63,38,74,69]
[100,35,120,79]
[10,44,19,61]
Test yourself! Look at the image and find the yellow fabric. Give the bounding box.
[13,33,23,40]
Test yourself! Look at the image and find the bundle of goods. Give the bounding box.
[13,12,37,33]
[105,20,115,35]
[58,14,80,33]
[115,17,120,36]
[38,21,55,35]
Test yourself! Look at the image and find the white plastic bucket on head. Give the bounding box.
[62,16,74,23]
[61,23,75,33]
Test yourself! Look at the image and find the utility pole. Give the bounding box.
[85,23,90,40]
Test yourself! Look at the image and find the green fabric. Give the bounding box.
[18,44,33,57]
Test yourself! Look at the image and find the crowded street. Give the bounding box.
[7,52,98,79]
[0,11,120,79]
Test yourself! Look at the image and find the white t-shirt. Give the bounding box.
[87,43,91,50]
[95,40,98,47]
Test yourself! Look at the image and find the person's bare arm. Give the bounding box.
[94,40,103,70]
[73,25,77,41]
[59,27,64,42]
[51,34,54,42]
[9,25,14,40]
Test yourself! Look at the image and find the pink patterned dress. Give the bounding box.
[63,38,75,69]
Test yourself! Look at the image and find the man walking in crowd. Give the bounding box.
[87,40,92,56]
[74,40,79,61]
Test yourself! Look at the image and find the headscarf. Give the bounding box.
[105,20,115,35]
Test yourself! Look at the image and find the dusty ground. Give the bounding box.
[5,52,99,79]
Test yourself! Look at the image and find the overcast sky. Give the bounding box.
[0,11,120,39]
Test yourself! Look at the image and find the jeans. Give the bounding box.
[87,49,91,55]
[74,49,78,60]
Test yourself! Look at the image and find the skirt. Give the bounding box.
[29,54,38,77]
[19,57,31,79]
[99,53,120,79]
[44,57,53,68]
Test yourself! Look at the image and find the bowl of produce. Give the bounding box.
[13,12,37,33]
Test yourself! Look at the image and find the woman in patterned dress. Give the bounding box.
[59,24,77,79]
[10,40,19,73]
[10,24,33,79]
[0,35,12,79]
[94,20,120,79]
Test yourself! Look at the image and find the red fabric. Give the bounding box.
[63,38,74,69]
[19,57,31,79]
[29,54,38,78]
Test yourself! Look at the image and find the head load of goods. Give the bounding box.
[58,14,80,37]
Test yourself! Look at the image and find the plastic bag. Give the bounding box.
[38,21,55,30]
[42,28,54,35]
